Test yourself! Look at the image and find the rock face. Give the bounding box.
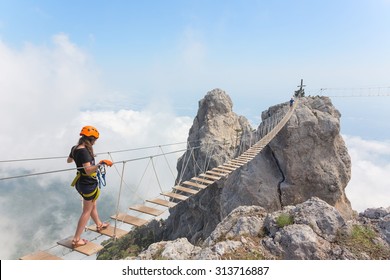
[137,198,390,260]
[176,88,253,182]
[162,89,353,244]
[360,207,390,245]
[267,97,352,218]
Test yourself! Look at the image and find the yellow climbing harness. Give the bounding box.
[70,171,97,187]
[70,171,100,200]
[79,186,100,200]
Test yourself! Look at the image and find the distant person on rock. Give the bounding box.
[290,97,294,107]
[67,126,113,248]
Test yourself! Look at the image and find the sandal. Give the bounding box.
[96,222,110,232]
[72,238,88,248]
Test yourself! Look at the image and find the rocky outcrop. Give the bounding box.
[176,88,253,182]
[161,90,353,244]
[136,198,390,260]
[267,97,352,218]
[360,207,390,245]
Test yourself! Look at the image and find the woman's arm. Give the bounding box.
[82,162,99,175]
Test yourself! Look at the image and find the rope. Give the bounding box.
[0,148,189,181]
[203,141,216,174]
[0,167,76,181]
[0,141,190,164]
[98,141,187,155]
[151,157,165,196]
[177,145,194,184]
[108,152,144,202]
[132,158,152,200]
[0,155,67,163]
[308,86,390,98]
[159,145,176,181]
[113,161,126,239]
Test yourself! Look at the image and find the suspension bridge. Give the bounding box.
[7,98,298,260]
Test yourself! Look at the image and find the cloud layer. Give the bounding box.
[344,135,390,212]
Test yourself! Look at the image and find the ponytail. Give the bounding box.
[77,136,96,158]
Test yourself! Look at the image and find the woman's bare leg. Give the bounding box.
[90,199,103,227]
[73,199,94,243]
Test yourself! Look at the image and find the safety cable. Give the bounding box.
[177,145,194,184]
[0,141,189,164]
[0,167,77,181]
[159,145,176,182]
[108,152,144,202]
[113,161,126,237]
[0,147,195,181]
[151,157,165,196]
[131,158,152,200]
[100,141,187,155]
[176,143,191,184]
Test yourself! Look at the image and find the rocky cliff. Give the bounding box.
[97,88,390,260]
[176,88,253,182]
[161,89,353,244]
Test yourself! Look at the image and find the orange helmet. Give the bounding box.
[80,126,99,139]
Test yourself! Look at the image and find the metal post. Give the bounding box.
[114,161,126,240]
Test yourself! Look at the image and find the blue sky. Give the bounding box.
[1,0,390,259]
[1,0,390,132]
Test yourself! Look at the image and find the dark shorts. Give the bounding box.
[75,183,100,201]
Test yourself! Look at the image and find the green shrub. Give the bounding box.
[336,225,390,259]
[276,213,294,228]
[97,226,156,260]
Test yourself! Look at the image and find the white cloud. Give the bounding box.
[0,34,193,259]
[344,135,390,212]
[0,33,100,157]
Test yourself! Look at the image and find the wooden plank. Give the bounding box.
[240,153,255,157]
[173,185,199,195]
[20,251,62,260]
[219,165,236,171]
[236,158,252,162]
[206,170,227,177]
[110,213,148,227]
[161,192,189,201]
[244,149,259,156]
[231,158,247,162]
[225,162,242,167]
[243,151,258,156]
[146,198,177,208]
[192,177,214,184]
[57,237,103,256]
[199,173,221,180]
[231,159,248,164]
[238,155,254,159]
[243,155,256,159]
[253,145,264,149]
[129,205,165,216]
[213,167,231,174]
[86,225,128,238]
[250,146,261,149]
[243,152,257,156]
[182,180,207,189]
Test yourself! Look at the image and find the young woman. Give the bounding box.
[67,126,112,248]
